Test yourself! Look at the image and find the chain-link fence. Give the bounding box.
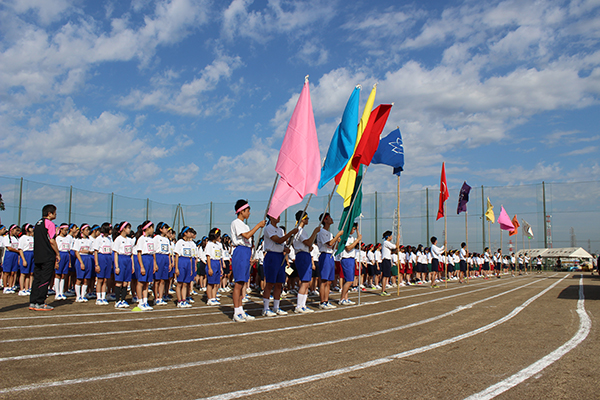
[1,175,598,253]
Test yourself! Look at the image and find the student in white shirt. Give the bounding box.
[380,231,396,296]
[112,222,134,308]
[174,226,197,308]
[17,223,34,295]
[292,210,320,314]
[73,224,93,302]
[261,214,297,317]
[339,223,361,305]
[93,223,113,305]
[2,225,21,294]
[430,236,444,288]
[316,213,344,309]
[153,222,172,306]
[205,227,224,306]
[53,223,71,300]
[458,242,467,284]
[134,221,158,311]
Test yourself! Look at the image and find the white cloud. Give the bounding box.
[7,0,76,25]
[563,146,598,156]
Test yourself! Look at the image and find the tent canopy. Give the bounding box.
[515,247,593,259]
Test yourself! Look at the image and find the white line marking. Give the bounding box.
[0,276,564,394]
[464,274,590,400]
[0,278,533,359]
[194,275,570,400]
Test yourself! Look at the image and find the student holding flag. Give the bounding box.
[317,213,344,309]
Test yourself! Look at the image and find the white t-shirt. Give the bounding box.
[460,248,466,261]
[73,237,93,254]
[374,249,382,262]
[264,224,284,253]
[231,219,251,247]
[367,250,375,263]
[174,239,196,258]
[18,235,34,252]
[56,235,73,253]
[154,235,171,255]
[113,236,133,255]
[205,241,223,260]
[316,228,334,254]
[93,235,113,254]
[340,236,356,259]
[293,227,310,253]
[197,246,207,263]
[311,244,320,261]
[431,244,444,260]
[382,240,395,260]
[135,236,155,255]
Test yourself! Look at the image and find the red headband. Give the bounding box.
[142,221,152,231]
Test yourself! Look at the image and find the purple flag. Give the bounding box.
[457,182,471,214]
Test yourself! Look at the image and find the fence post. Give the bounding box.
[173,204,179,231]
[146,198,149,221]
[110,193,114,224]
[17,177,23,226]
[481,185,485,252]
[284,209,287,231]
[425,188,429,242]
[68,185,73,224]
[542,181,547,248]
[375,191,378,242]
[209,202,213,230]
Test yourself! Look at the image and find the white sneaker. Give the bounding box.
[75,297,85,303]
[18,290,28,296]
[206,299,219,306]
[325,302,337,309]
[95,299,104,305]
[243,312,255,321]
[275,308,288,316]
[246,287,252,294]
[262,309,276,317]
[241,296,249,303]
[346,299,355,305]
[233,313,246,322]
[295,306,314,314]
[319,302,329,310]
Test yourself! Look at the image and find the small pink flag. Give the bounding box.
[268,79,321,219]
[497,206,515,231]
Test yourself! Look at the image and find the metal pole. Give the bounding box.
[444,201,448,288]
[255,174,280,252]
[465,211,469,284]
[374,191,378,242]
[110,193,114,225]
[542,181,547,248]
[397,175,401,296]
[209,201,213,230]
[481,186,485,252]
[68,185,73,224]
[173,204,179,230]
[17,177,23,226]
[146,198,149,221]
[358,213,362,306]
[284,209,287,231]
[426,188,429,242]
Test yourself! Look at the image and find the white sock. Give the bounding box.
[143,297,148,305]
[59,279,65,296]
[75,285,81,298]
[100,292,105,300]
[234,306,243,315]
[82,285,88,297]
[274,299,280,310]
[263,297,270,311]
[297,293,307,309]
[54,278,60,293]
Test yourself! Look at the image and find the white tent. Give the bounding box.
[515,247,593,260]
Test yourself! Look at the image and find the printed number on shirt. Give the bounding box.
[147,242,155,252]
[124,245,132,255]
[183,248,191,257]
[161,244,168,253]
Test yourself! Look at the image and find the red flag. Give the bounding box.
[509,215,520,236]
[437,162,449,220]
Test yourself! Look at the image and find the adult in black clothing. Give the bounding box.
[29,204,60,311]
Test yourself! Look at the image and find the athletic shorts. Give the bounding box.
[19,251,34,274]
[177,256,194,284]
[76,254,93,280]
[206,259,222,285]
[367,263,375,276]
[197,261,206,276]
[115,254,132,282]
[135,254,155,283]
[263,251,286,284]
[56,251,70,275]
[223,259,231,275]
[154,253,170,280]
[341,258,355,282]
[231,246,251,283]
[295,252,313,282]
[381,259,392,278]
[312,263,319,278]
[96,253,113,279]
[391,264,399,276]
[69,250,77,271]
[318,253,335,282]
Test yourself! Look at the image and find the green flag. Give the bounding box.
[336,165,363,255]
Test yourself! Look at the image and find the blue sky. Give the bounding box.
[1,0,599,207]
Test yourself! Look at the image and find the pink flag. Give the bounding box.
[268,79,321,218]
[497,206,515,231]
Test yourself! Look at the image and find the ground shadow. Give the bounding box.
[557,284,600,301]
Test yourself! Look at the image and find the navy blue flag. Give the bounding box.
[371,128,404,176]
[457,181,471,214]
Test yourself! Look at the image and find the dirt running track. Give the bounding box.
[0,272,598,400]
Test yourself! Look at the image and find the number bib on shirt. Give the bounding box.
[183,248,192,257]
[80,245,90,253]
[124,245,132,256]
[161,244,168,253]
[102,245,111,254]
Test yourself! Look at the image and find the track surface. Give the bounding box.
[0,272,598,400]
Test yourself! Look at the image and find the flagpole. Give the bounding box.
[255,174,279,251]
[465,211,469,284]
[444,200,448,288]
[397,175,401,296]
[358,213,363,306]
[338,166,369,237]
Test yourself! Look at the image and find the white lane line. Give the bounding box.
[0,277,563,394]
[0,275,518,332]
[464,274,590,400]
[0,278,533,359]
[195,274,570,400]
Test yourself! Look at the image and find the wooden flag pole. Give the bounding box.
[338,166,369,236]
[444,200,448,288]
[397,175,401,296]
[358,213,363,306]
[255,174,279,252]
[465,211,469,283]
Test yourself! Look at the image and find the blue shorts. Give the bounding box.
[177,256,194,284]
[135,254,155,283]
[3,251,19,273]
[154,253,170,280]
[76,254,93,280]
[206,259,222,285]
[341,258,355,282]
[318,253,335,282]
[231,246,251,283]
[19,251,34,274]
[264,251,286,284]
[96,253,113,279]
[69,251,77,271]
[115,254,133,282]
[56,251,70,275]
[295,251,313,282]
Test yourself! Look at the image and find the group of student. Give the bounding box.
[0,199,544,320]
